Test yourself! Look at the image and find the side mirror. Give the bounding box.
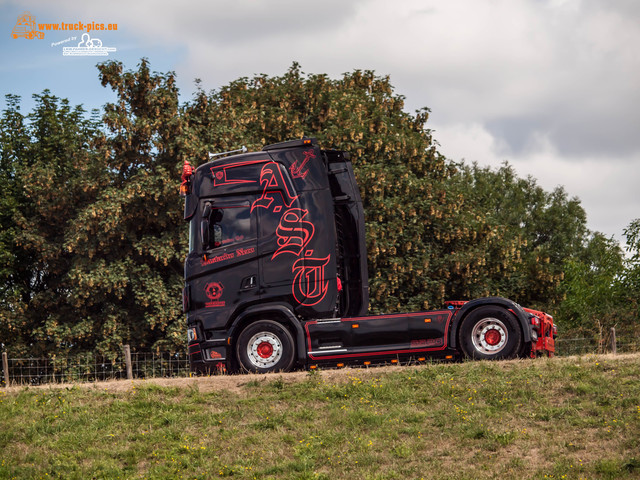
[201,203,212,249]
[200,219,210,250]
[202,203,212,218]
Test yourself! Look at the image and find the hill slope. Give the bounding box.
[1,354,639,479]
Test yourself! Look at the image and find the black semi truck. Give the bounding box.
[180,138,556,373]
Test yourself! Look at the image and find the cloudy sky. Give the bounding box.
[2,0,639,246]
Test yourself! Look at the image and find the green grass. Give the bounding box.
[1,354,640,479]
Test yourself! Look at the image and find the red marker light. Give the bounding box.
[180,160,193,196]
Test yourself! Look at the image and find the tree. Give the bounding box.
[621,219,640,327]
[455,162,589,310]
[0,92,102,355]
[61,59,187,355]
[0,95,30,354]
[558,233,627,336]
[0,60,608,356]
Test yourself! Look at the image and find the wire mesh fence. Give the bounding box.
[128,351,190,379]
[1,349,190,387]
[555,336,640,356]
[2,336,639,387]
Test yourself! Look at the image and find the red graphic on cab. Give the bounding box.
[205,282,225,308]
[250,161,331,308]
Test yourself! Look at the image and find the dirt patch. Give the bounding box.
[2,364,411,395]
[3,371,310,395]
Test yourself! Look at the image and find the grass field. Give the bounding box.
[1,354,639,480]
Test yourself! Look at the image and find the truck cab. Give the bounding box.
[181,138,555,373]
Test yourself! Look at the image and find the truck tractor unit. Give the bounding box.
[180,138,556,373]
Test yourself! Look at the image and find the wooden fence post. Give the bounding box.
[124,345,133,380]
[610,327,617,354]
[2,352,9,387]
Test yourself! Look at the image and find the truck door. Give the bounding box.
[191,199,259,314]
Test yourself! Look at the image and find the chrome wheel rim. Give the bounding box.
[471,317,508,354]
[246,332,282,369]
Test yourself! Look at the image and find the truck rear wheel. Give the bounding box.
[459,306,522,360]
[236,320,295,373]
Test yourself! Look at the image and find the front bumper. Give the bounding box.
[523,308,556,357]
[187,325,230,373]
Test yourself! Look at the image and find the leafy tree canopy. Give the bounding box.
[1,60,635,356]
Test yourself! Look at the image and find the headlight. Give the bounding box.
[187,327,198,343]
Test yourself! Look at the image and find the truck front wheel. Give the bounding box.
[459,306,522,360]
[236,320,295,373]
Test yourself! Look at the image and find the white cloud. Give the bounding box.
[7,0,639,242]
[434,121,640,242]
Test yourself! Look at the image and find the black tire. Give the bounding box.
[459,306,522,360]
[236,320,295,373]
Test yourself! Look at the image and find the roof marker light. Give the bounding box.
[180,160,193,196]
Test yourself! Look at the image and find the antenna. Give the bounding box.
[208,146,247,160]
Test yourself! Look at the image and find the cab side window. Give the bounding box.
[201,203,254,250]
